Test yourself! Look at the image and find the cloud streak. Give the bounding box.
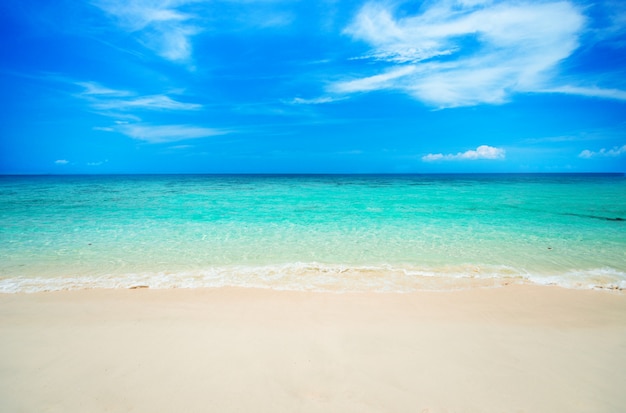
[331,0,623,108]
[115,123,228,143]
[422,145,505,162]
[543,86,626,101]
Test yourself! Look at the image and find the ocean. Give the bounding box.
[1,174,625,292]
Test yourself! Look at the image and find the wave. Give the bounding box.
[1,263,625,293]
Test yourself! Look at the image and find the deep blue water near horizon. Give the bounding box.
[1,173,625,292]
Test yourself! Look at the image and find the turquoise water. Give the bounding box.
[1,174,625,292]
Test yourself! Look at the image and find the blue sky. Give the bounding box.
[1,0,625,174]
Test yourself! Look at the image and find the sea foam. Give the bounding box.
[1,263,624,293]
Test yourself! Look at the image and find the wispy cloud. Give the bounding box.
[87,160,109,166]
[330,0,626,108]
[579,144,626,159]
[331,66,417,94]
[242,9,295,29]
[92,94,203,111]
[92,0,202,62]
[115,123,228,143]
[289,96,346,105]
[93,126,116,132]
[542,86,626,101]
[76,81,228,143]
[75,81,133,97]
[523,125,626,145]
[523,135,582,144]
[422,145,505,162]
[54,159,69,165]
[589,0,626,47]
[76,81,202,112]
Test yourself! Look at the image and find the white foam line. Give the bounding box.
[0,264,624,293]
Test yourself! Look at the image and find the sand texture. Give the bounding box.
[1,285,625,413]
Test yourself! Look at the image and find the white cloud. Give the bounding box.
[579,144,626,159]
[54,159,69,165]
[115,123,228,143]
[92,0,201,62]
[422,145,506,162]
[334,0,598,108]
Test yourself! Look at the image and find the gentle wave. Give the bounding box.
[1,263,624,293]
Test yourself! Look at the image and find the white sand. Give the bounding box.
[1,285,625,413]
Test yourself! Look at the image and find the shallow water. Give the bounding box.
[1,174,625,292]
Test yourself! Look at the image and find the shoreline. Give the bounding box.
[1,285,625,412]
[2,264,625,293]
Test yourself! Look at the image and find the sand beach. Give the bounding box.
[1,285,625,413]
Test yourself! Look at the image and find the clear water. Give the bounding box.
[1,174,625,292]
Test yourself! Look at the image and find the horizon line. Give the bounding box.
[1,172,624,177]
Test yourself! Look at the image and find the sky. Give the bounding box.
[0,0,625,174]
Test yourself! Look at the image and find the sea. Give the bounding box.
[1,174,625,293]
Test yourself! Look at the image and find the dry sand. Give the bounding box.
[1,285,625,413]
